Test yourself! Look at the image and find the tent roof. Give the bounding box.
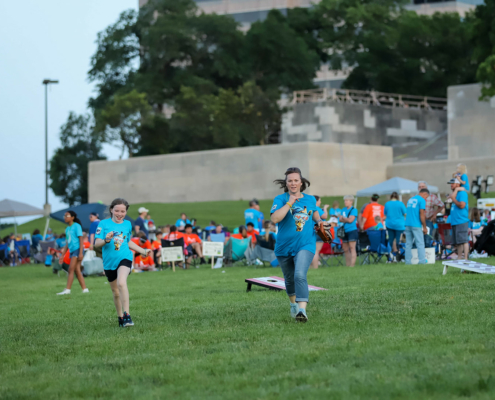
[50,203,135,232]
[356,177,439,197]
[0,199,44,218]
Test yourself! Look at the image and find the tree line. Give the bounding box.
[50,0,495,205]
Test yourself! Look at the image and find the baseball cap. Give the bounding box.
[371,194,380,201]
[447,178,461,184]
[138,207,149,213]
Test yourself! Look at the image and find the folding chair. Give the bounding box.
[209,233,226,243]
[15,240,31,264]
[161,238,186,269]
[34,241,56,265]
[319,243,344,267]
[362,230,389,264]
[224,237,251,265]
[437,223,455,259]
[357,231,372,264]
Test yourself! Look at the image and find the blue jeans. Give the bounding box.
[387,228,403,249]
[277,250,313,302]
[405,226,426,264]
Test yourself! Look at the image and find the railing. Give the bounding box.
[198,0,317,15]
[292,88,447,110]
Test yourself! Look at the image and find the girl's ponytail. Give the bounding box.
[67,210,83,227]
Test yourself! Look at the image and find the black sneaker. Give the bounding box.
[118,316,125,327]
[295,310,308,323]
[123,312,134,327]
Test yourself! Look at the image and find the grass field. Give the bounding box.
[2,260,495,399]
[2,191,492,239]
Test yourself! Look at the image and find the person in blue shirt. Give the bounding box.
[44,228,55,241]
[448,178,470,260]
[88,212,100,250]
[469,208,482,231]
[404,189,429,264]
[56,211,88,295]
[31,229,43,250]
[311,195,330,268]
[453,163,469,191]
[175,213,191,232]
[339,195,359,267]
[244,200,262,229]
[329,200,341,218]
[56,234,66,249]
[384,192,407,255]
[95,198,152,328]
[271,167,323,323]
[134,207,149,238]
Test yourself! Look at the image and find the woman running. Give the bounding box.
[94,198,151,327]
[271,167,323,323]
[57,211,88,295]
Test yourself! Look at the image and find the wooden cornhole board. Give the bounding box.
[245,276,327,292]
[442,260,495,275]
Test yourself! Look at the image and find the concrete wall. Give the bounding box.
[387,155,495,195]
[448,84,495,160]
[282,101,447,163]
[89,142,392,204]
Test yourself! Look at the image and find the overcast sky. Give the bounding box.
[0,0,137,225]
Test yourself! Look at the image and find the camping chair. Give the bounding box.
[319,242,344,267]
[362,230,389,264]
[224,237,252,265]
[161,238,186,269]
[15,240,31,264]
[357,231,371,264]
[437,223,455,260]
[34,241,55,265]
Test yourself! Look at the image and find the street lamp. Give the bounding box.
[42,79,59,217]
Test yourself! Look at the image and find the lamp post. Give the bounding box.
[42,79,59,217]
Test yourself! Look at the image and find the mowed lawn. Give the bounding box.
[2,262,495,399]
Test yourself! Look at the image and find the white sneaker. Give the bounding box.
[213,258,223,269]
[82,288,89,293]
[57,289,71,295]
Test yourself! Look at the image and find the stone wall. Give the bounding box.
[282,101,447,163]
[88,142,392,204]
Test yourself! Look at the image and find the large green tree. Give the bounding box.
[50,113,106,205]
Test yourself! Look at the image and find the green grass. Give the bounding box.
[3,191,493,239]
[2,261,495,399]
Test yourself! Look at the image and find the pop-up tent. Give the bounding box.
[50,203,134,231]
[355,177,439,204]
[0,199,45,235]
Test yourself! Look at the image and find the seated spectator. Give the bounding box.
[245,222,259,244]
[208,224,230,244]
[45,228,55,241]
[152,231,163,265]
[260,221,277,243]
[453,163,470,191]
[204,221,217,231]
[469,207,484,244]
[164,225,184,240]
[161,225,171,236]
[6,233,19,266]
[131,231,152,251]
[32,229,43,249]
[373,216,384,230]
[56,234,66,249]
[147,217,157,241]
[361,194,385,231]
[328,216,342,249]
[175,213,190,231]
[329,200,342,218]
[134,253,157,272]
[184,224,206,264]
[232,226,250,240]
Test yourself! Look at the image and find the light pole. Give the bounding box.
[42,79,59,217]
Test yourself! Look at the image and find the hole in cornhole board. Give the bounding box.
[245,276,327,292]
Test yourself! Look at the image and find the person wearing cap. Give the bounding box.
[405,189,429,264]
[447,177,470,260]
[89,212,100,251]
[361,194,385,231]
[134,207,149,238]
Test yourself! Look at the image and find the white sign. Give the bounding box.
[161,247,184,262]
[203,242,224,257]
[411,247,435,264]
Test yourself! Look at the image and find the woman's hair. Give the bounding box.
[390,192,399,200]
[33,229,40,235]
[67,210,82,227]
[170,225,177,233]
[263,220,271,241]
[332,200,339,208]
[109,198,129,217]
[457,163,467,174]
[470,207,481,223]
[343,195,354,201]
[273,167,310,193]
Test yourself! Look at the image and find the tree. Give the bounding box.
[50,113,106,205]
[477,55,495,99]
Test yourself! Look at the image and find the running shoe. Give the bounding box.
[295,310,308,323]
[290,303,299,319]
[123,312,134,327]
[56,289,71,295]
[82,288,89,293]
[118,317,125,327]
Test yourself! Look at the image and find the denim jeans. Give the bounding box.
[277,250,313,302]
[387,228,404,249]
[405,226,426,264]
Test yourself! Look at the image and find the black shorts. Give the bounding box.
[104,259,132,282]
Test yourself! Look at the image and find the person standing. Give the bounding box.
[88,212,100,251]
[244,200,261,230]
[384,192,406,256]
[339,195,358,267]
[405,189,429,264]
[311,195,329,268]
[175,213,191,231]
[361,194,385,231]
[448,178,470,260]
[418,181,444,237]
[134,207,149,238]
[271,167,322,323]
[95,198,152,327]
[57,211,89,295]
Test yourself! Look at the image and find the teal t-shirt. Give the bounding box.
[270,193,317,257]
[341,207,358,232]
[405,195,426,228]
[95,219,134,271]
[65,223,83,253]
[450,191,469,226]
[330,207,342,217]
[460,173,470,191]
[384,200,407,230]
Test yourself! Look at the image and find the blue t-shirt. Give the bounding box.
[32,233,43,248]
[175,218,191,230]
[330,207,342,217]
[89,219,100,240]
[469,220,482,230]
[374,222,384,230]
[450,191,469,226]
[65,223,83,253]
[258,211,265,232]
[460,173,469,191]
[405,195,426,228]
[56,237,66,248]
[271,193,317,256]
[341,207,358,232]
[95,219,134,271]
[134,216,148,237]
[316,207,324,218]
[384,200,407,231]
[244,208,261,227]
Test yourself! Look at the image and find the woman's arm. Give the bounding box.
[312,210,321,223]
[271,205,291,224]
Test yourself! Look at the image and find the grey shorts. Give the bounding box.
[452,222,469,245]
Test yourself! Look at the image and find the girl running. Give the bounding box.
[94,198,151,327]
[57,211,88,295]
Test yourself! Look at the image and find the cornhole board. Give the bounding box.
[245,276,327,292]
[442,260,495,275]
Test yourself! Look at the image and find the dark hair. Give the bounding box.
[184,224,193,229]
[419,188,430,195]
[33,229,40,235]
[273,167,310,193]
[137,231,147,239]
[247,222,254,228]
[314,195,320,202]
[371,194,380,201]
[390,192,399,200]
[170,225,177,233]
[90,212,99,218]
[67,210,82,227]
[59,233,66,238]
[238,225,247,234]
[156,231,163,237]
[210,220,216,226]
[109,198,129,218]
[470,207,481,223]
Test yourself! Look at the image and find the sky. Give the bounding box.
[0,0,138,225]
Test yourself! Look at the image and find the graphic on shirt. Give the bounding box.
[112,232,126,251]
[291,205,313,232]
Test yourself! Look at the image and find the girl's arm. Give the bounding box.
[78,236,84,260]
[129,240,151,256]
[312,210,321,223]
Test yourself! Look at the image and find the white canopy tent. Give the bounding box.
[354,177,439,205]
[0,199,44,235]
